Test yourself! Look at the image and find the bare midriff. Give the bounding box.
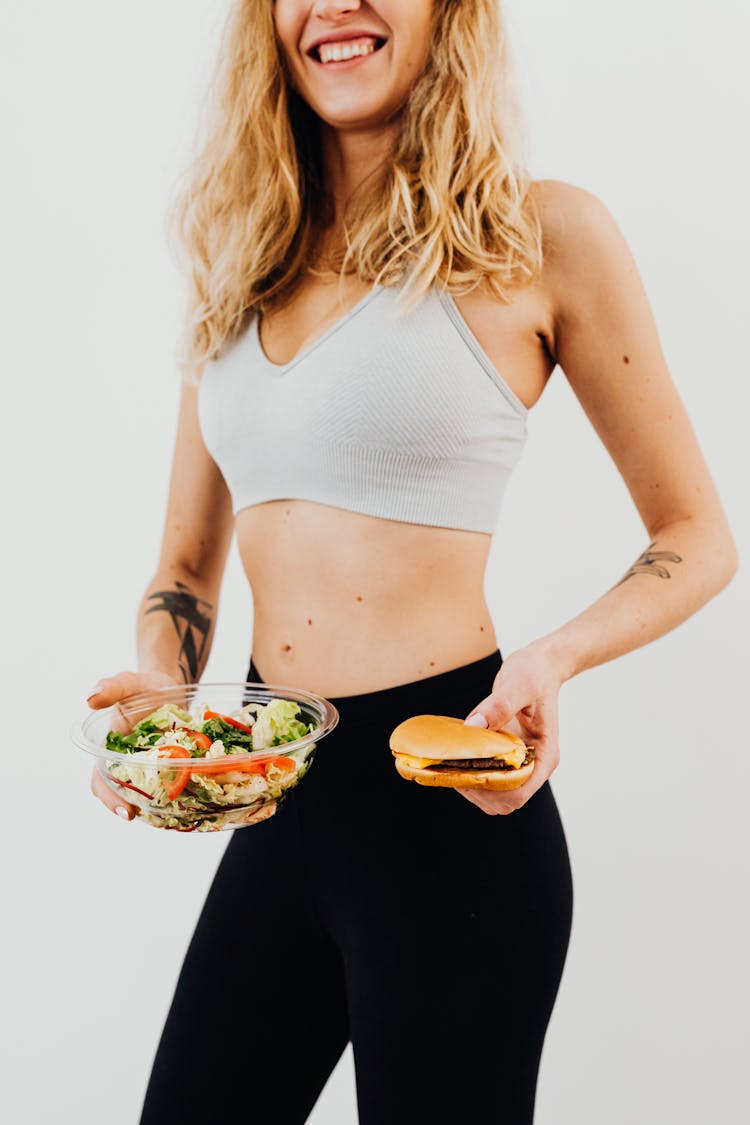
[235,500,499,697]
[236,246,556,696]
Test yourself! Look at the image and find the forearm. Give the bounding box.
[136,567,219,683]
[537,516,738,683]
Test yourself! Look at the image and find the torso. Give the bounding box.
[237,185,558,696]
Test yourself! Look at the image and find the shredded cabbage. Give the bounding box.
[144,703,195,730]
[251,698,312,749]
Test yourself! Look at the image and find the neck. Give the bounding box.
[319,119,400,227]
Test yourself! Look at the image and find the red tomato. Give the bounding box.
[176,726,212,751]
[159,745,192,800]
[189,758,266,778]
[190,753,295,778]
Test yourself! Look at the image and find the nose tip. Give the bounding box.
[313,0,363,18]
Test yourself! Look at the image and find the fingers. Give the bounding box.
[455,787,520,815]
[86,671,179,822]
[464,693,529,743]
[454,743,557,815]
[464,691,517,733]
[90,765,137,821]
[86,670,176,709]
[86,670,181,734]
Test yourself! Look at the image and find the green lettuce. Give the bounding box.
[250,698,313,750]
[105,719,162,754]
[145,704,195,730]
[200,717,254,753]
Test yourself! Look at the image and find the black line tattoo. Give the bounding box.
[615,540,683,586]
[145,581,214,682]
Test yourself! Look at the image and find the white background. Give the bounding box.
[1,1,748,1122]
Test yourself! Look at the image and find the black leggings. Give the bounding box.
[139,649,574,1124]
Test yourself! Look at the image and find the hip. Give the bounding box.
[247,647,571,859]
[239,647,574,945]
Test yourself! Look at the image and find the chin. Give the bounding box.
[312,97,398,132]
[319,112,391,132]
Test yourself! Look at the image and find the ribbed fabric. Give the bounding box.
[197,282,528,534]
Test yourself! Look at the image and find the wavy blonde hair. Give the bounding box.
[167,0,542,384]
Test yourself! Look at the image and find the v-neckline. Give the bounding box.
[255,283,383,374]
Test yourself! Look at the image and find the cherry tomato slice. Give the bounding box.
[175,726,212,751]
[189,753,296,778]
[159,745,192,800]
[264,755,296,773]
[189,758,266,777]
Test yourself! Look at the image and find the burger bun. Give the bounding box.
[389,714,534,791]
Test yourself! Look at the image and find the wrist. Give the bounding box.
[525,630,580,686]
[136,663,183,685]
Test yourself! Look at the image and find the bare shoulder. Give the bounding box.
[529,178,642,352]
[532,176,624,269]
[529,176,616,254]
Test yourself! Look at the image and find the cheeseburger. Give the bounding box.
[389,714,534,791]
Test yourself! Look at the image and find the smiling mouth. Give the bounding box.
[307,37,388,67]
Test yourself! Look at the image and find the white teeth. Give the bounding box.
[317,38,379,64]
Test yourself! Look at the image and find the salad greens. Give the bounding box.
[250,698,311,747]
[200,717,254,753]
[103,698,317,833]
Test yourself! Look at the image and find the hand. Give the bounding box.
[87,670,181,821]
[457,641,564,815]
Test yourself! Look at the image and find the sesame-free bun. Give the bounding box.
[389,714,524,760]
[389,714,534,791]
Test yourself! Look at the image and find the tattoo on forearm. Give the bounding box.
[145,581,214,682]
[616,541,683,586]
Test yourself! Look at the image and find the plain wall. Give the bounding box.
[1,1,748,1122]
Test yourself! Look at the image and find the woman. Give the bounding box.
[87,1,737,1122]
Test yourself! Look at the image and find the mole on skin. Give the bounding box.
[623,355,630,364]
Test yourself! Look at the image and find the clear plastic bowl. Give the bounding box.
[70,681,339,833]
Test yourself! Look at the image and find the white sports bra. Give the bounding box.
[197,281,528,534]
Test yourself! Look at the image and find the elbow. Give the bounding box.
[663,517,740,600]
[719,536,740,591]
[709,522,740,595]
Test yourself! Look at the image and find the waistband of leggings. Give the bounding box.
[246,648,502,725]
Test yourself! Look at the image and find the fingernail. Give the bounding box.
[87,682,104,700]
[115,806,130,820]
[465,712,488,728]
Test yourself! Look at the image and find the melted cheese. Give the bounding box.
[394,753,441,769]
[496,741,527,768]
[394,744,527,769]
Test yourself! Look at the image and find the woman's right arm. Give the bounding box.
[89,369,236,818]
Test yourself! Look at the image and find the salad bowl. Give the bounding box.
[71,681,339,833]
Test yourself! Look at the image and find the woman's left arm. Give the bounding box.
[459,181,739,815]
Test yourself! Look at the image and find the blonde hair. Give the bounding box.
[167,0,543,384]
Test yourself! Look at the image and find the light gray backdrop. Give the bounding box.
[1,1,748,1122]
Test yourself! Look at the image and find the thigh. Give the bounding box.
[345,781,574,1124]
[297,697,573,1125]
[138,798,349,1125]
